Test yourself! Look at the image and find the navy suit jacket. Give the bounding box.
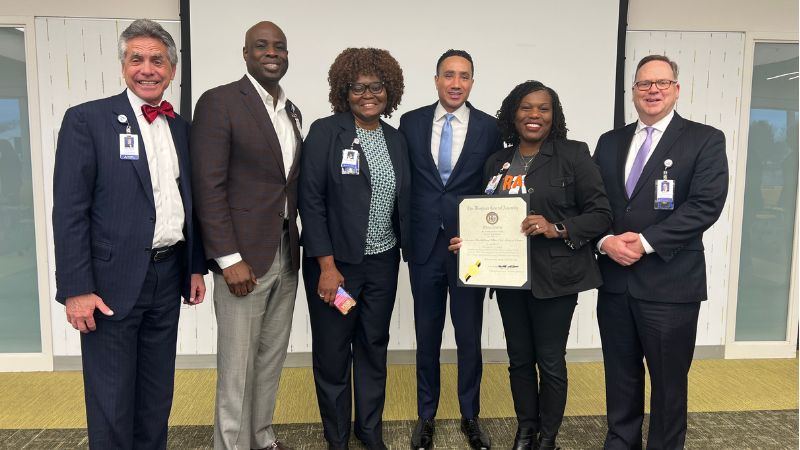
[53,91,206,319]
[299,112,411,264]
[593,113,728,303]
[399,102,502,265]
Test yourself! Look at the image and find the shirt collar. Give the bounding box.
[246,73,286,111]
[434,101,470,123]
[126,89,161,119]
[636,109,674,134]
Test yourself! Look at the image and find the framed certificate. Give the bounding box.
[456,195,530,289]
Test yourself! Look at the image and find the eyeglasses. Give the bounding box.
[348,81,384,95]
[633,79,677,91]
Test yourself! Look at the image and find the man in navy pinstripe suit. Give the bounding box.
[52,19,206,449]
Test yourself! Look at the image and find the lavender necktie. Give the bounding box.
[626,126,655,197]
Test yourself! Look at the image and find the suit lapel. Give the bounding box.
[450,104,485,185]
[285,99,303,184]
[238,76,286,179]
[336,113,370,183]
[630,114,685,200]
[384,123,403,194]
[616,123,636,200]
[526,140,554,176]
[111,92,154,208]
[418,104,441,187]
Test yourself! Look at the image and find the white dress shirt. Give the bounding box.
[430,102,470,174]
[598,110,675,255]
[127,89,185,249]
[215,75,299,270]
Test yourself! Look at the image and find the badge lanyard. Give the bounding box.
[117,114,139,160]
[341,137,361,175]
[484,161,511,194]
[654,158,675,210]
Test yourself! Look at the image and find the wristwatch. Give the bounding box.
[554,222,566,238]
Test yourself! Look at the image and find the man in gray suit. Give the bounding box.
[191,21,302,450]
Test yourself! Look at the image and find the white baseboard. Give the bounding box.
[52,345,727,371]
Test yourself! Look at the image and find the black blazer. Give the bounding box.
[299,112,411,264]
[593,113,728,303]
[485,139,612,299]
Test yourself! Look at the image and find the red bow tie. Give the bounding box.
[141,101,176,124]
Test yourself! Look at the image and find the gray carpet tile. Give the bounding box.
[2,410,797,449]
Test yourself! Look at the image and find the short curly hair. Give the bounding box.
[496,80,568,147]
[327,48,404,117]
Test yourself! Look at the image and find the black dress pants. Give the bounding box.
[410,229,485,420]
[496,289,577,438]
[81,251,182,450]
[597,291,700,450]
[303,247,400,448]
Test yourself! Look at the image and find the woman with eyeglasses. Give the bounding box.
[298,47,409,450]
[450,80,611,450]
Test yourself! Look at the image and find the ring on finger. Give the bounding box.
[535,224,540,230]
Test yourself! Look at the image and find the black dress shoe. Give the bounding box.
[365,441,388,450]
[460,417,491,450]
[512,427,537,450]
[410,417,435,450]
[538,436,560,450]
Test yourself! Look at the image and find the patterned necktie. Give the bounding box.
[141,101,176,124]
[438,113,455,184]
[626,126,654,197]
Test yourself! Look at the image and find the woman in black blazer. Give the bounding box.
[298,48,409,450]
[452,80,611,450]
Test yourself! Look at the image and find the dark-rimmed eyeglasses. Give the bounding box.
[348,81,384,95]
[633,79,677,91]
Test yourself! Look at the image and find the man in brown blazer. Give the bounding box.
[190,21,301,450]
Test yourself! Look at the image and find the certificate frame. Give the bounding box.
[456,194,531,290]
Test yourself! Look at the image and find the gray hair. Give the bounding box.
[634,54,679,81]
[118,19,178,66]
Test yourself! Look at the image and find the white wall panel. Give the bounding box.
[625,31,745,346]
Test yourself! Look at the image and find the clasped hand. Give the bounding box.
[601,232,645,266]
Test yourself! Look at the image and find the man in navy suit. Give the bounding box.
[593,55,728,449]
[52,19,206,449]
[399,49,502,450]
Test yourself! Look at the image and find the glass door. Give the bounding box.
[734,42,798,343]
[0,25,42,354]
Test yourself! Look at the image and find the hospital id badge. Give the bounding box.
[341,149,360,175]
[119,133,139,160]
[654,179,675,210]
[484,174,501,194]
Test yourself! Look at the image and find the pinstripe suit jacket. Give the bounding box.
[53,90,206,319]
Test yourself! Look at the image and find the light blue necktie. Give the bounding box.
[626,126,654,197]
[438,113,455,184]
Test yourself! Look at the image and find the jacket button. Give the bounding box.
[149,217,155,222]
[625,207,631,212]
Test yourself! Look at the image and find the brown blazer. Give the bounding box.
[191,76,302,276]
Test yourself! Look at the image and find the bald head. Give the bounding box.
[245,21,285,45]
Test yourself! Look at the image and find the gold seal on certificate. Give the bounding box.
[457,195,530,289]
